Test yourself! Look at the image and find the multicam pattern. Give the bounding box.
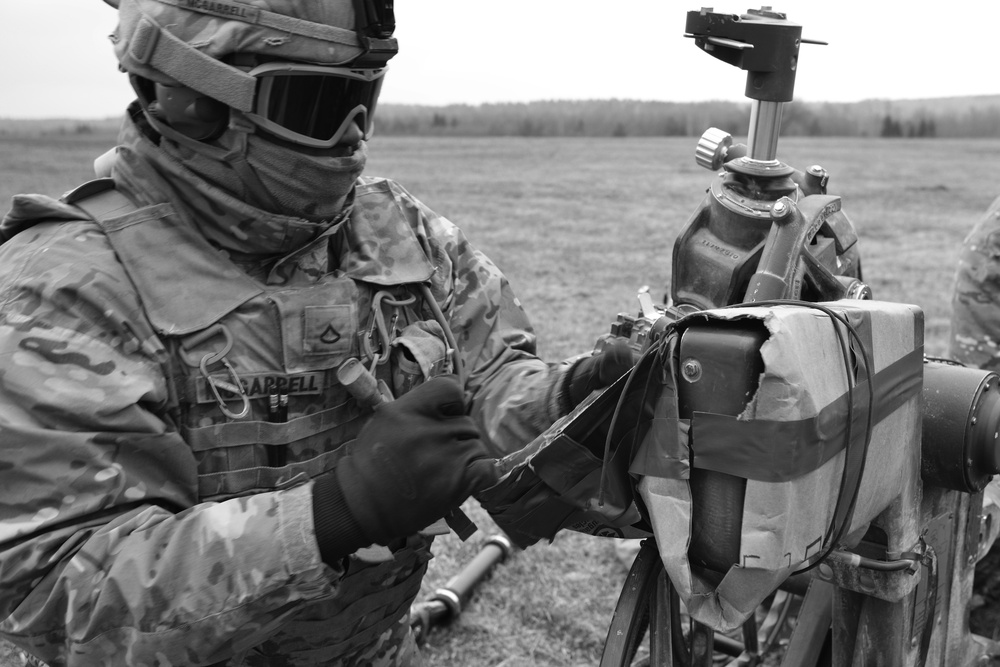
[244,615,424,667]
[242,536,431,667]
[112,0,373,108]
[0,113,574,665]
[950,195,1000,370]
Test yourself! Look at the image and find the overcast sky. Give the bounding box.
[1,1,996,119]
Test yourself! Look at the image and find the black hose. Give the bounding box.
[828,549,919,572]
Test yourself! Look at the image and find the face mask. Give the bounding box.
[240,132,368,220]
[159,114,367,221]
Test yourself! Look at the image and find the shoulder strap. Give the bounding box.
[63,178,138,222]
[0,178,137,246]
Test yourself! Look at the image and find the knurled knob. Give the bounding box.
[695,127,733,171]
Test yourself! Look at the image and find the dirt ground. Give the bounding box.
[0,533,995,666]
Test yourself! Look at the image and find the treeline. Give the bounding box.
[4,96,998,140]
[377,98,1000,139]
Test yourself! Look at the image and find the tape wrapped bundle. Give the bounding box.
[634,300,924,631]
[479,300,923,634]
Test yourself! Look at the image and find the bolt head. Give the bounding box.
[681,359,703,382]
[771,199,791,220]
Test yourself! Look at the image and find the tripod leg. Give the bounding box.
[648,570,675,665]
[602,538,817,666]
[601,540,661,667]
[780,579,833,667]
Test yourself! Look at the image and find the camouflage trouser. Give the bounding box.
[7,606,424,667]
[235,535,432,667]
[6,541,430,667]
[239,613,422,667]
[950,195,1000,371]
[8,646,47,667]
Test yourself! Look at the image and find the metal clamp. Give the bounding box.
[363,290,416,368]
[199,354,251,420]
[181,324,250,420]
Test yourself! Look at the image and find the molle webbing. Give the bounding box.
[183,399,363,450]
[197,446,342,499]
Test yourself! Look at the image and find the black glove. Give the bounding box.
[565,338,635,408]
[311,376,498,562]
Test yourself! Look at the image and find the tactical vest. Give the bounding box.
[65,178,451,662]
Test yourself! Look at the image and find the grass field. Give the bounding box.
[1,130,998,665]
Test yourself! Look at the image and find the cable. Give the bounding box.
[738,300,875,573]
[828,549,919,572]
[419,283,465,387]
[599,311,698,508]
[599,335,668,507]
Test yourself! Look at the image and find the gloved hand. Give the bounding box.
[565,338,635,408]
[311,376,498,562]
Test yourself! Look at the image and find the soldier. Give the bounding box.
[951,195,1000,636]
[0,1,632,664]
[951,194,1000,371]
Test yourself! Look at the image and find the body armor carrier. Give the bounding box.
[69,178,448,662]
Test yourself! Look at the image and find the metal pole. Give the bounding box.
[747,100,783,161]
[410,534,515,644]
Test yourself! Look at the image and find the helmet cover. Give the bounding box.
[104,0,395,111]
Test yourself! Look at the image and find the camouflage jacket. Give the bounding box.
[0,116,574,665]
[951,194,1000,371]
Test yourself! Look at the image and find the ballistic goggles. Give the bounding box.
[242,62,385,148]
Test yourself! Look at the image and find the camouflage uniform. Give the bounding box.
[951,194,1000,370]
[0,112,576,666]
[950,195,1000,617]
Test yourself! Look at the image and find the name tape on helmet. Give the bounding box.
[180,0,260,22]
[148,0,363,48]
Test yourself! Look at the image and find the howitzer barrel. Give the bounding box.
[921,360,1000,492]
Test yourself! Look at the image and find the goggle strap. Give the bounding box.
[148,0,363,49]
[126,13,257,111]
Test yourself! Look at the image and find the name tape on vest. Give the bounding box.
[196,371,325,404]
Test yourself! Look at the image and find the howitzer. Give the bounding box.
[594,7,1000,666]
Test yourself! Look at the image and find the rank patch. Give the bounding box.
[304,305,353,356]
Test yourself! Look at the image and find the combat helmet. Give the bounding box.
[102,0,396,144]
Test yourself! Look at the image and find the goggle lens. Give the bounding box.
[248,64,384,147]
